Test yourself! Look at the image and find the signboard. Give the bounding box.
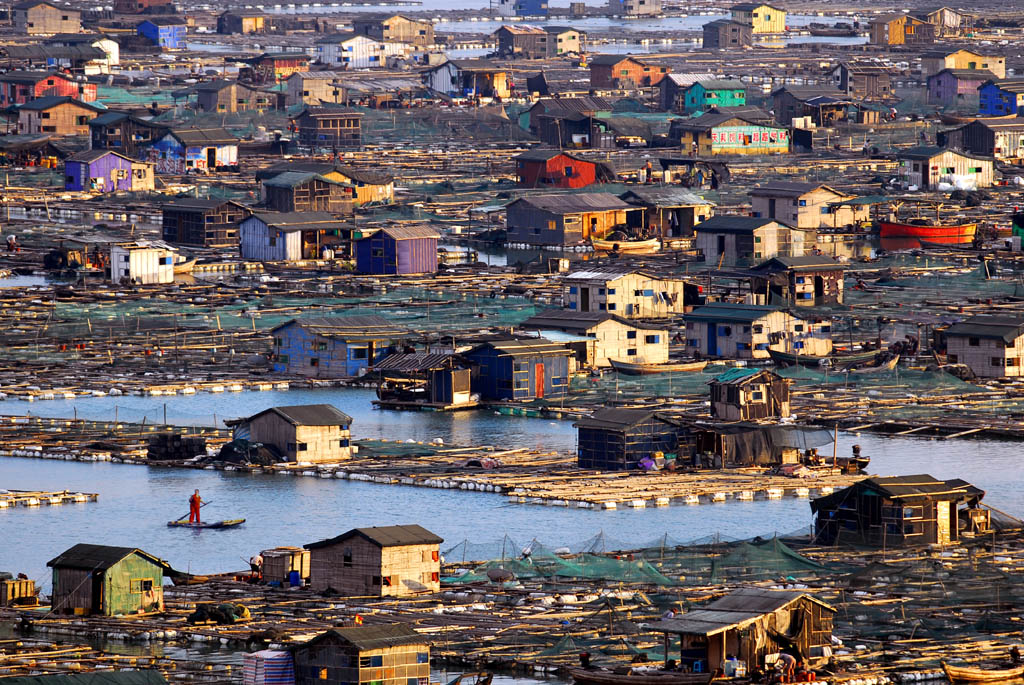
[710,125,789,150]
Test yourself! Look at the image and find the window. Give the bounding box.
[66,175,74,184]
[158,256,171,265]
[948,354,958,363]
[1008,358,1019,367]
[626,349,637,356]
[751,391,764,401]
[607,288,616,295]
[607,303,616,311]
[286,442,307,451]
[992,357,1005,367]
[718,326,732,336]
[569,286,578,294]
[798,199,806,207]
[645,335,660,344]
[351,347,368,360]
[969,337,980,346]
[794,324,804,332]
[130,578,154,593]
[343,548,352,567]
[752,325,763,334]
[626,331,637,339]
[754,236,761,243]
[417,653,430,664]
[277,354,289,364]
[41,112,50,119]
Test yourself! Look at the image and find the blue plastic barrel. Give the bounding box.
[289,570,300,586]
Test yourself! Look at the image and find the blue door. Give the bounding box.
[707,325,718,357]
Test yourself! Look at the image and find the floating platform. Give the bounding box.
[0,489,98,508]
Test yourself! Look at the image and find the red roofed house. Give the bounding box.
[0,71,97,106]
[513,149,614,188]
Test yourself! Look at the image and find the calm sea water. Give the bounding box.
[0,385,1019,588]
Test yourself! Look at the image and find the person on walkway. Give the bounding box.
[189,489,202,524]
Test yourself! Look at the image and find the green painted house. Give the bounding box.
[684,79,747,113]
[48,544,168,616]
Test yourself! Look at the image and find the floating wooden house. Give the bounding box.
[110,240,177,285]
[708,367,791,420]
[463,337,571,400]
[235,404,353,463]
[749,255,846,306]
[563,267,703,317]
[271,316,406,378]
[521,309,668,368]
[810,475,986,546]
[48,543,167,616]
[64,150,155,193]
[355,225,440,275]
[161,198,248,247]
[261,171,354,214]
[575,408,685,470]
[290,624,430,685]
[305,525,443,596]
[943,315,1024,378]
[654,588,835,673]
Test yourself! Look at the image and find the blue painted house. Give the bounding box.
[978,79,1024,116]
[463,337,571,401]
[355,225,440,275]
[270,316,407,378]
[64,149,155,193]
[137,17,187,50]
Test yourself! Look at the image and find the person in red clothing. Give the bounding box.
[189,489,202,524]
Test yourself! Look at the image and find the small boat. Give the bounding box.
[591,237,661,254]
[173,258,197,274]
[941,661,1024,683]
[879,221,976,245]
[807,22,858,36]
[168,519,245,529]
[846,354,899,374]
[570,668,713,685]
[609,359,708,375]
[769,348,878,368]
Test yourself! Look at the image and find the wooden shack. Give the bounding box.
[48,543,166,616]
[304,525,443,596]
[750,255,846,306]
[355,225,439,275]
[17,96,103,136]
[290,106,363,148]
[708,368,791,420]
[262,171,354,214]
[15,0,81,35]
[575,408,684,470]
[504,192,635,246]
[654,588,835,673]
[261,547,311,585]
[161,198,248,247]
[238,404,353,463]
[463,337,571,401]
[290,624,430,685]
[810,475,986,547]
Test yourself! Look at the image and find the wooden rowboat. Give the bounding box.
[609,359,708,375]
[591,238,661,254]
[879,221,976,245]
[173,258,197,274]
[846,354,899,374]
[769,348,878,368]
[168,518,245,529]
[570,668,713,685]
[941,661,1024,682]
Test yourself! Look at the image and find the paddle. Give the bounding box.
[173,500,211,523]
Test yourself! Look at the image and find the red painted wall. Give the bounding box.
[517,153,598,189]
[0,75,96,106]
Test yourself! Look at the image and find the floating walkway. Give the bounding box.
[0,489,98,508]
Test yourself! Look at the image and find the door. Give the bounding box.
[936,501,951,544]
[708,325,718,357]
[814,275,825,302]
[768,198,776,218]
[91,572,104,613]
[206,147,217,169]
[580,287,591,312]
[535,362,544,399]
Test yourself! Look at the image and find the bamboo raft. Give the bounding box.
[0,489,98,508]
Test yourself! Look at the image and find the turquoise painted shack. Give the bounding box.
[684,79,747,113]
[48,544,168,616]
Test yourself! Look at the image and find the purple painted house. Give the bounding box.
[64,150,156,193]
[927,68,994,107]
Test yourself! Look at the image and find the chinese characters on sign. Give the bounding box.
[710,126,789,149]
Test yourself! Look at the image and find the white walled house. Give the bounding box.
[683,303,832,359]
[110,241,176,284]
[315,33,410,68]
[562,267,703,318]
[944,315,1024,378]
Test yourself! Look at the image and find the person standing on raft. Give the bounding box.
[189,489,202,524]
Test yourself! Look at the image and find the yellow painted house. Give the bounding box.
[921,48,1005,80]
[328,166,394,206]
[730,2,786,34]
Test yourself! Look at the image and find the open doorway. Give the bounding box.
[206,147,217,170]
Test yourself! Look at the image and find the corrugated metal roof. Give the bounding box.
[48,543,168,571]
[374,225,441,241]
[169,127,239,145]
[510,192,631,214]
[709,367,761,384]
[374,352,453,371]
[250,404,353,426]
[620,187,711,208]
[694,216,778,233]
[946,315,1024,343]
[271,315,406,338]
[748,182,839,197]
[654,588,833,637]
[685,303,781,323]
[294,624,430,652]
[306,524,443,550]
